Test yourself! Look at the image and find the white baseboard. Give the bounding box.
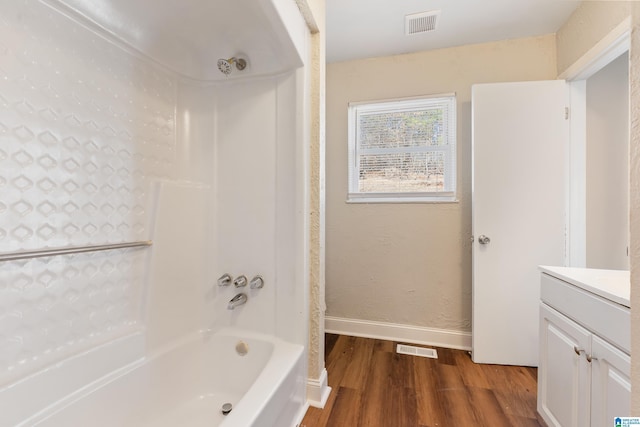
[306,368,331,409]
[325,316,471,351]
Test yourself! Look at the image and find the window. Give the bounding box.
[348,95,457,203]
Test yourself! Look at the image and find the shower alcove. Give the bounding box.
[0,0,313,425]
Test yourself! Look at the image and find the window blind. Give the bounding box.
[348,96,456,202]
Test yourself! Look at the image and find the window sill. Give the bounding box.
[346,193,458,204]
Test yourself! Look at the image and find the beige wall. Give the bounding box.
[586,52,629,270]
[629,3,640,415]
[556,1,632,76]
[630,3,640,415]
[325,35,557,332]
[297,0,327,398]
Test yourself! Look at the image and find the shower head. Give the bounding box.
[217,59,232,75]
[217,57,247,75]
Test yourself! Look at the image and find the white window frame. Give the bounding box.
[347,94,457,203]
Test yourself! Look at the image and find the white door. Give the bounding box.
[472,80,567,366]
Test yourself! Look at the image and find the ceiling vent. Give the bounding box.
[405,10,440,36]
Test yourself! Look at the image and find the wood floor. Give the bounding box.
[301,334,546,427]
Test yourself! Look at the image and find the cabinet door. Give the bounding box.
[590,335,631,426]
[538,303,591,427]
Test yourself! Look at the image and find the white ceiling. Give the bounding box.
[326,0,582,63]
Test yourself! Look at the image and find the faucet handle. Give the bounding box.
[218,273,232,287]
[249,275,264,289]
[233,275,248,288]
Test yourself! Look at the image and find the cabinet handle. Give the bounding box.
[573,346,585,356]
[586,354,597,363]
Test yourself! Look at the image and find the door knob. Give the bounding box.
[478,235,491,245]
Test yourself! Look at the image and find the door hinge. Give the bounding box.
[564,107,569,120]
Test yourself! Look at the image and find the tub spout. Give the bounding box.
[228,293,248,310]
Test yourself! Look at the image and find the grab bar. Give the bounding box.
[0,240,152,262]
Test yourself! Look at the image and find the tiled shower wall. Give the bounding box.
[0,0,178,384]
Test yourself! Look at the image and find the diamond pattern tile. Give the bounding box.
[36,177,56,192]
[37,154,57,169]
[12,125,35,141]
[0,0,177,384]
[11,201,33,216]
[12,150,34,166]
[12,175,34,190]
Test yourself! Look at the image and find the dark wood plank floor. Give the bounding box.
[301,334,546,427]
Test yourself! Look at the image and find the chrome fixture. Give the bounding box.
[0,240,152,263]
[217,57,247,75]
[228,293,248,310]
[478,235,491,245]
[218,273,232,287]
[221,403,233,415]
[233,275,248,288]
[249,275,264,289]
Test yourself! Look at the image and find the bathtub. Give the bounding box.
[12,328,305,427]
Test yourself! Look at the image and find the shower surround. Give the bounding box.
[0,0,312,425]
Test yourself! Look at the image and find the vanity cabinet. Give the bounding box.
[590,335,631,426]
[538,269,630,427]
[538,303,590,427]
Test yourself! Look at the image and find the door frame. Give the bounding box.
[560,17,630,267]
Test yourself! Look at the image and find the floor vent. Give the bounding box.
[396,344,438,359]
[405,10,440,36]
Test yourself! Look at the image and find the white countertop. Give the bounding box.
[539,265,630,308]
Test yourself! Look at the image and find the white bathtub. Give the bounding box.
[13,328,305,427]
